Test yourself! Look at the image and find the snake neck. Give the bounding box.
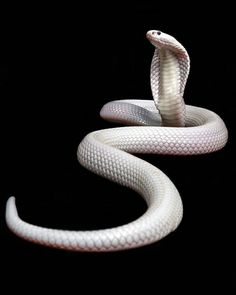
[159,49,180,98]
[151,49,186,127]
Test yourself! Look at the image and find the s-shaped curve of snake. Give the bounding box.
[6,30,228,251]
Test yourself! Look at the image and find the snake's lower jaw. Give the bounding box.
[146,32,158,46]
[147,38,160,49]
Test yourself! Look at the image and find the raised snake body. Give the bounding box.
[6,30,228,251]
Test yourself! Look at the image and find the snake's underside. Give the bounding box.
[6,31,228,251]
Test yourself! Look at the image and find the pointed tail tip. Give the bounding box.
[6,196,18,219]
[7,196,16,206]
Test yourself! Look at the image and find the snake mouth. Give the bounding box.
[146,31,155,40]
[146,33,153,41]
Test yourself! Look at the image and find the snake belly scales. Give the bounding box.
[6,30,228,252]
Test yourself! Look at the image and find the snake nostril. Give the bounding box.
[152,31,155,35]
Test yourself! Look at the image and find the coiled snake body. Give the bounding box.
[6,30,228,251]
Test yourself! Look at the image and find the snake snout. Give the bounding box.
[146,30,162,39]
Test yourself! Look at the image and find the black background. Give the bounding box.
[1,2,235,292]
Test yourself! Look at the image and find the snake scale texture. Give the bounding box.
[6,30,228,251]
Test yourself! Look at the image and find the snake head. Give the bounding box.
[146,30,186,56]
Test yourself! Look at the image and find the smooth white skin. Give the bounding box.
[5,31,228,252]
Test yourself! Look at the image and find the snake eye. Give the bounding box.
[157,31,161,35]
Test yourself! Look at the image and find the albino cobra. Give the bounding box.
[6,30,228,251]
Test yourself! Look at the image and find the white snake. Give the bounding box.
[6,30,228,251]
